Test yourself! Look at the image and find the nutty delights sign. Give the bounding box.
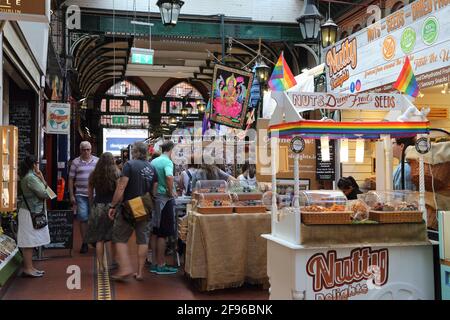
[306,247,389,300]
[324,0,450,93]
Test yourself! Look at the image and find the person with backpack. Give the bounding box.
[108,142,157,281]
[180,161,199,196]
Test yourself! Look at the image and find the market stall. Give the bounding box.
[262,91,435,300]
[184,180,270,291]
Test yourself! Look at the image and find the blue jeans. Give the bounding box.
[76,195,90,222]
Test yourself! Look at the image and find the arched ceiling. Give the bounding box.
[71,34,282,99]
[70,35,132,99]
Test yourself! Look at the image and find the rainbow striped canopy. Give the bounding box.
[268,53,297,91]
[393,56,420,98]
[269,120,429,139]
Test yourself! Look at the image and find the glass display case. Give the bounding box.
[298,190,348,213]
[228,180,263,202]
[196,193,234,214]
[359,191,422,224]
[359,191,420,212]
[194,180,228,194]
[232,190,266,214]
[0,126,18,212]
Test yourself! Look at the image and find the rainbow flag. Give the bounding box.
[268,52,297,91]
[268,120,429,140]
[393,56,420,97]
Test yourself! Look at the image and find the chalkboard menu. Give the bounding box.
[8,101,33,162]
[44,210,73,250]
[315,140,336,181]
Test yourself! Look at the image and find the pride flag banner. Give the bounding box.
[393,56,420,98]
[268,52,297,91]
[268,120,429,140]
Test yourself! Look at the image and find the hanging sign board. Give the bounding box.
[0,0,50,23]
[323,1,450,93]
[46,103,70,135]
[286,92,409,111]
[130,47,154,65]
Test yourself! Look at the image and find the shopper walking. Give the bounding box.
[17,155,50,278]
[87,152,119,273]
[108,142,157,281]
[69,141,99,254]
[150,141,178,275]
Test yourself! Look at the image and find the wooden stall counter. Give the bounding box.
[184,210,271,291]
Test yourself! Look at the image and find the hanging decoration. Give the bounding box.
[210,64,254,129]
[267,52,297,92]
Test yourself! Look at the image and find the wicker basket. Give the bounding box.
[301,211,352,225]
[410,160,450,191]
[235,193,263,201]
[369,210,422,223]
[196,206,234,214]
[234,206,267,214]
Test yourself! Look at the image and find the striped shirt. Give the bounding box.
[69,156,99,196]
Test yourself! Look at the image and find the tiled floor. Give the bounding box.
[3,221,269,300]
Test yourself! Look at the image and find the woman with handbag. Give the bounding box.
[87,152,120,273]
[17,155,51,278]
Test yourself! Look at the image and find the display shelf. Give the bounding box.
[0,126,18,212]
[0,248,18,272]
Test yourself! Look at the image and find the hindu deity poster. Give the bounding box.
[210,64,254,129]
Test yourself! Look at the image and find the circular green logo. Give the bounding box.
[422,17,439,45]
[401,27,416,54]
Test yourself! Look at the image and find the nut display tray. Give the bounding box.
[369,210,423,224]
[196,206,234,214]
[301,210,352,225]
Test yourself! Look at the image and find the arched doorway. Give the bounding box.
[159,81,207,133]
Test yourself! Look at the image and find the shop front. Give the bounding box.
[323,0,450,231]
[0,1,51,294]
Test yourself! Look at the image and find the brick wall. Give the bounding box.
[65,0,304,24]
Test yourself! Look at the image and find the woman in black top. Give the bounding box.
[338,176,363,200]
[87,152,120,272]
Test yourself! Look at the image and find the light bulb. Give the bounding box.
[320,136,330,162]
[355,139,365,163]
[340,138,349,163]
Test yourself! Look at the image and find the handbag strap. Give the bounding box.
[20,182,45,213]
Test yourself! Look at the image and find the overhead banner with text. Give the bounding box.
[323,1,450,93]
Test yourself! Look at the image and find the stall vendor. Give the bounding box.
[338,176,363,200]
[392,138,416,191]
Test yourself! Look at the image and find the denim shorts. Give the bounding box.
[76,195,90,222]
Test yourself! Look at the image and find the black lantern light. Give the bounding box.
[156,0,185,26]
[320,18,338,48]
[255,59,271,85]
[196,100,206,113]
[296,0,323,42]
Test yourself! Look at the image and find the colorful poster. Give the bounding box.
[210,64,254,129]
[46,103,70,135]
